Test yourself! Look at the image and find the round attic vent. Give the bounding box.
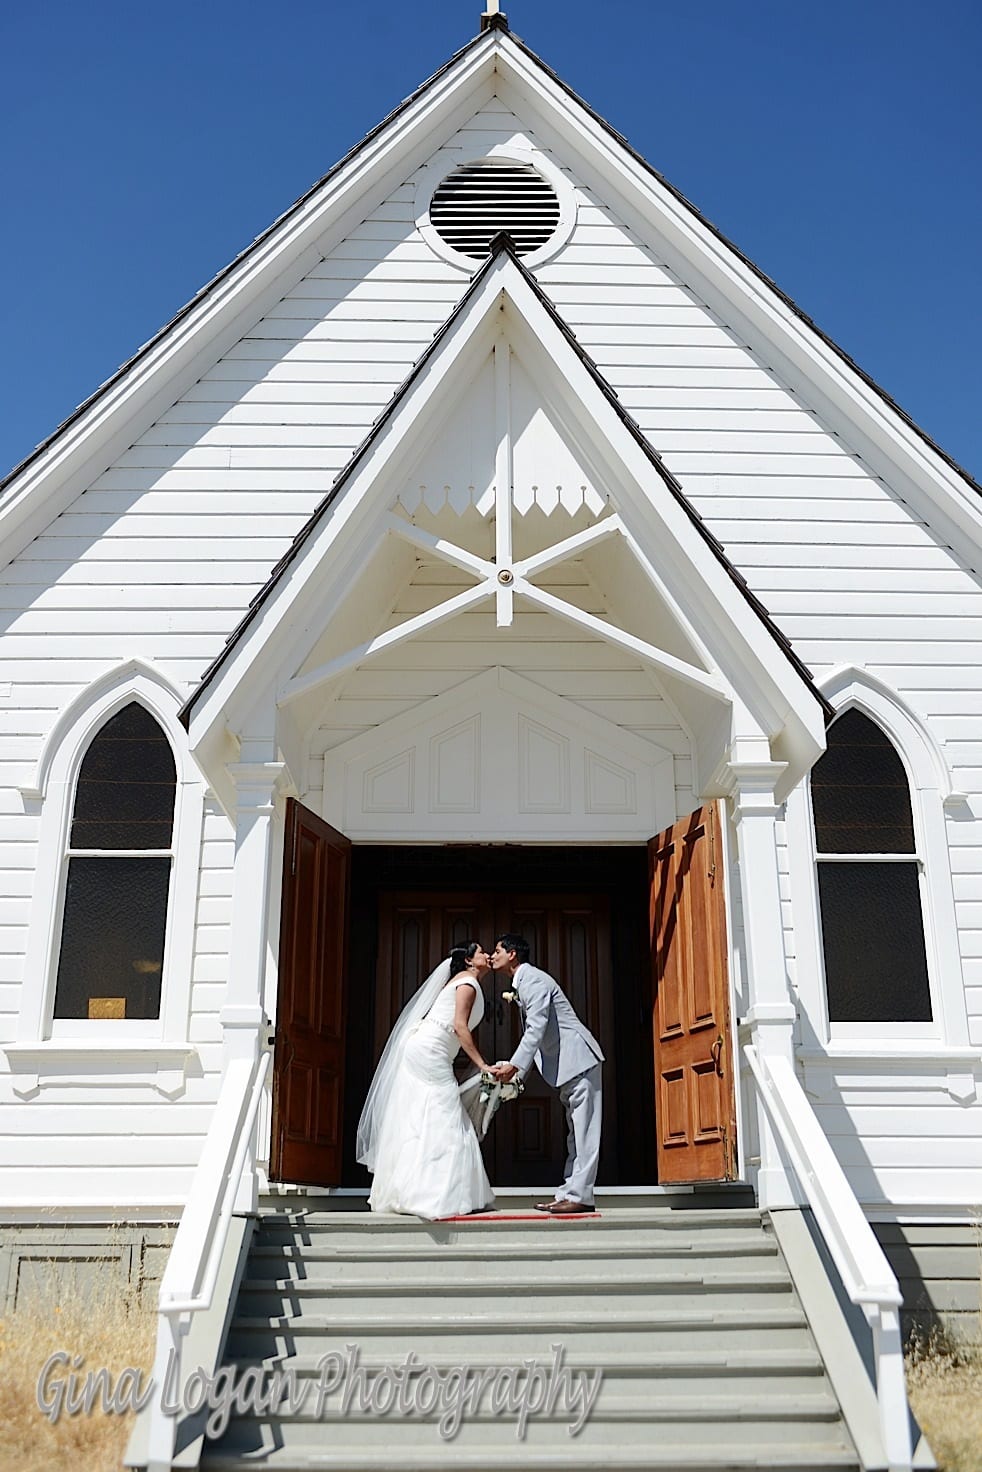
[429,159,562,261]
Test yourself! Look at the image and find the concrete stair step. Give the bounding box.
[235,1289,794,1319]
[210,1413,852,1452]
[219,1347,827,1383]
[257,1207,765,1232]
[226,1323,814,1360]
[253,1224,771,1254]
[238,1265,793,1294]
[248,1237,780,1265]
[202,1444,859,1470]
[220,1392,842,1427]
[229,1304,807,1332]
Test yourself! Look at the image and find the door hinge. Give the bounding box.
[721,1124,735,1179]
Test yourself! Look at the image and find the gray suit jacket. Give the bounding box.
[507,962,604,1088]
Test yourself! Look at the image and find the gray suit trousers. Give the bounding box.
[556,1063,603,1206]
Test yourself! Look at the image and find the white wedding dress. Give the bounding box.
[367,976,495,1219]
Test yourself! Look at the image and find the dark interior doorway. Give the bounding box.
[342,845,654,1187]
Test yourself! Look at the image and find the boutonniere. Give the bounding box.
[501,990,519,1004]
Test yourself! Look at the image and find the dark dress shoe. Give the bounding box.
[548,1199,596,1214]
[533,1201,556,1211]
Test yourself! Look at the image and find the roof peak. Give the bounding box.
[480,3,509,32]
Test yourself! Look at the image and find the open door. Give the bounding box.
[270,799,351,1186]
[649,803,738,1183]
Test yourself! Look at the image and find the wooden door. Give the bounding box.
[649,803,738,1183]
[374,891,613,1186]
[270,799,351,1186]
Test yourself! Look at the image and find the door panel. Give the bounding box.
[649,803,737,1183]
[270,800,351,1187]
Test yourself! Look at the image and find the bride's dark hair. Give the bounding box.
[448,942,480,978]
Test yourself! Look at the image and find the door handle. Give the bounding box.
[495,1001,504,1026]
[711,1033,724,1077]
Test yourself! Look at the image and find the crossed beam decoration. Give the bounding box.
[279,342,728,709]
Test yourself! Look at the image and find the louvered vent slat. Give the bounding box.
[429,160,561,260]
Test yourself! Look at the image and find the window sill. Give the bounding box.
[798,1044,980,1061]
[3,1040,198,1099]
[797,1045,981,1103]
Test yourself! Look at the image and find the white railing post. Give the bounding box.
[145,1312,185,1472]
[870,1303,914,1472]
[224,761,283,1212]
[728,756,799,1210]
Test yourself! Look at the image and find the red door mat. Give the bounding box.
[435,1211,601,1222]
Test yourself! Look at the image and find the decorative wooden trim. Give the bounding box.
[516,578,727,700]
[277,582,492,706]
[2,1042,198,1099]
[384,514,495,579]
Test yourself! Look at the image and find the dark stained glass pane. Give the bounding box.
[812,709,915,854]
[818,861,931,1022]
[53,857,170,1019]
[70,703,176,849]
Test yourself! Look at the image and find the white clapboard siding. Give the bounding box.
[0,793,231,1205]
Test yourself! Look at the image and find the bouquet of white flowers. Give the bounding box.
[477,1069,523,1135]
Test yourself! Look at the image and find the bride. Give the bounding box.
[356,942,496,1219]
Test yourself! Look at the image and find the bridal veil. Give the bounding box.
[355,957,452,1171]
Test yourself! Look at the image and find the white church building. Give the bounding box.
[1,12,979,1470]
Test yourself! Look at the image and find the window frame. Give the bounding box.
[786,667,968,1053]
[16,664,204,1047]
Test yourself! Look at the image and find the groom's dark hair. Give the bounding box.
[495,933,530,965]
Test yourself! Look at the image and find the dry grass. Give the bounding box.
[906,1332,982,1472]
[904,1215,982,1472]
[0,1254,155,1472]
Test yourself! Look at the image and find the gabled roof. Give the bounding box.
[178,239,831,811]
[2,17,979,578]
[179,236,830,732]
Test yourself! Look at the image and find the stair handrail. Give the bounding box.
[144,1044,271,1472]
[743,1044,912,1472]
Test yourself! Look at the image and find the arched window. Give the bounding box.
[52,702,176,1021]
[811,707,931,1023]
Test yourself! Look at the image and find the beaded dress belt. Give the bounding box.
[420,1016,456,1035]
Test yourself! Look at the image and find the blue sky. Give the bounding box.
[1,0,980,482]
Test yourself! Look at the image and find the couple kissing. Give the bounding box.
[355,935,604,1220]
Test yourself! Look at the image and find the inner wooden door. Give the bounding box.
[374,889,614,1186]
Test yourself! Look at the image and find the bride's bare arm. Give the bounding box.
[452,983,491,1073]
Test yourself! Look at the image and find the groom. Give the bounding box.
[490,934,604,1214]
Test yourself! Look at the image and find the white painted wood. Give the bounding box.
[517,578,727,700]
[494,340,514,624]
[279,583,492,705]
[321,666,675,840]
